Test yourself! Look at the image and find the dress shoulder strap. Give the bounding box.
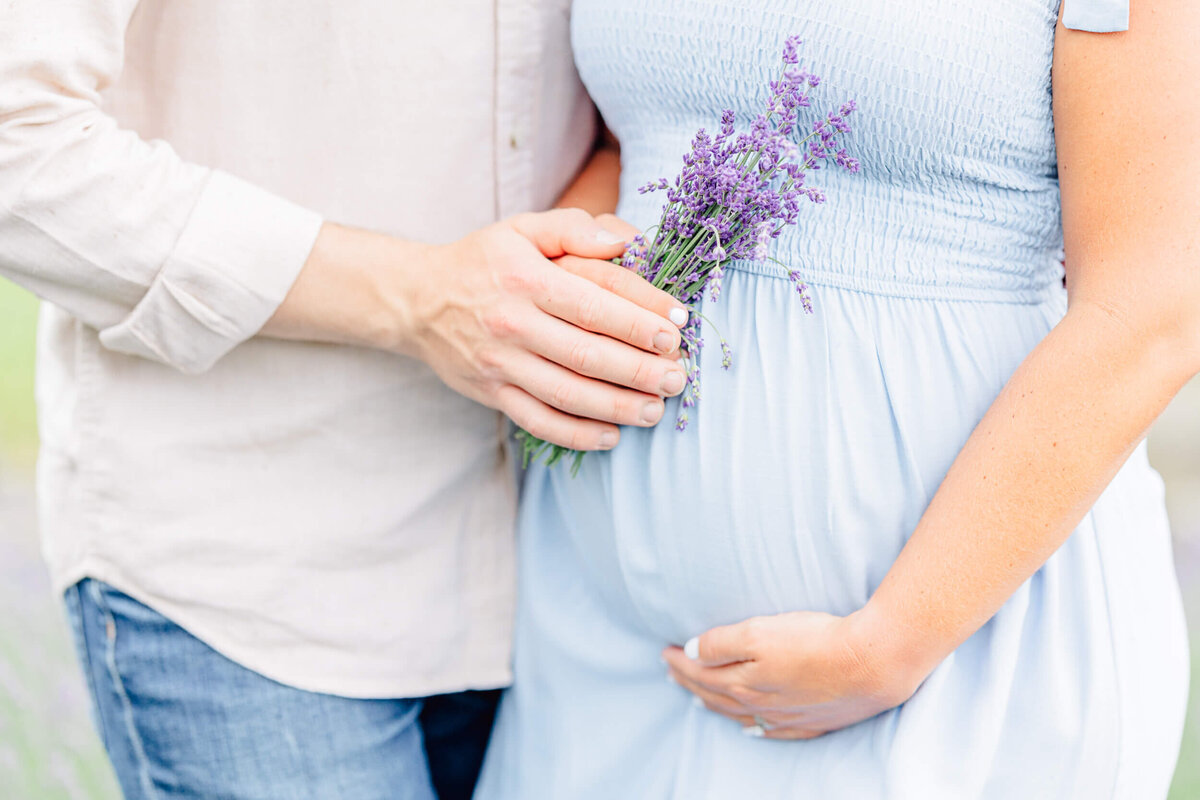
[1062,0,1130,32]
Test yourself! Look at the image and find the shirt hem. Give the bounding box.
[53,559,514,700]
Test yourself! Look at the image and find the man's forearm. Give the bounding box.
[262,222,420,353]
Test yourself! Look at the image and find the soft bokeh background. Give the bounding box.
[1,278,1198,798]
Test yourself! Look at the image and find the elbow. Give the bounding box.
[1175,322,1200,381]
[1074,293,1200,383]
[0,87,108,211]
[1139,297,1200,381]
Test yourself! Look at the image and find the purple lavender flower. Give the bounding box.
[835,148,861,173]
[782,35,802,65]
[788,271,816,314]
[517,34,860,473]
[709,262,726,302]
[752,222,771,261]
[638,177,669,194]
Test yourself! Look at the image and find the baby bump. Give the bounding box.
[546,273,1067,646]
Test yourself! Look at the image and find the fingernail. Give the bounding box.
[595,229,625,245]
[742,725,766,738]
[641,400,664,425]
[598,431,618,449]
[669,307,689,327]
[660,371,685,396]
[684,637,700,660]
[666,673,677,686]
[653,331,676,353]
[691,695,705,709]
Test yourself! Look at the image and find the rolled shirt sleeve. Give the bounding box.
[0,0,323,374]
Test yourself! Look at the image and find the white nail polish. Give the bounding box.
[595,229,624,245]
[741,724,766,738]
[666,673,676,685]
[684,637,700,660]
[669,307,689,328]
[691,695,705,709]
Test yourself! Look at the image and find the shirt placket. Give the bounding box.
[493,0,540,219]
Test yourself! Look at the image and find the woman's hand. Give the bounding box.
[663,609,922,740]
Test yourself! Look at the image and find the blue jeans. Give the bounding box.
[64,579,500,800]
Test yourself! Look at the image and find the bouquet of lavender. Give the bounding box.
[517,35,860,474]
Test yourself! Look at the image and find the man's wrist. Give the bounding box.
[264,222,430,355]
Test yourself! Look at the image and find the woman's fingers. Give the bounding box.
[493,384,619,452]
[669,667,821,738]
[518,313,685,399]
[508,210,688,349]
[532,263,685,357]
[502,351,667,428]
[570,211,688,333]
[663,647,763,705]
[763,725,827,741]
[554,254,689,341]
[673,618,763,669]
[673,674,755,723]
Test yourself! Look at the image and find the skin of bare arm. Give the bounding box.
[662,1,1200,739]
[555,127,623,216]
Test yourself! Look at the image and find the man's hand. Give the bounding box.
[400,210,687,450]
[265,209,689,452]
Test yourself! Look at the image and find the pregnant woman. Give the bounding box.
[477,1,1196,797]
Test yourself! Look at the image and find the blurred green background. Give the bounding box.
[1,278,1197,798]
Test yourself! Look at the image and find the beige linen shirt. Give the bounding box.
[0,0,594,697]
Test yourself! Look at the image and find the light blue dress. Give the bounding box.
[476,1,1189,797]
